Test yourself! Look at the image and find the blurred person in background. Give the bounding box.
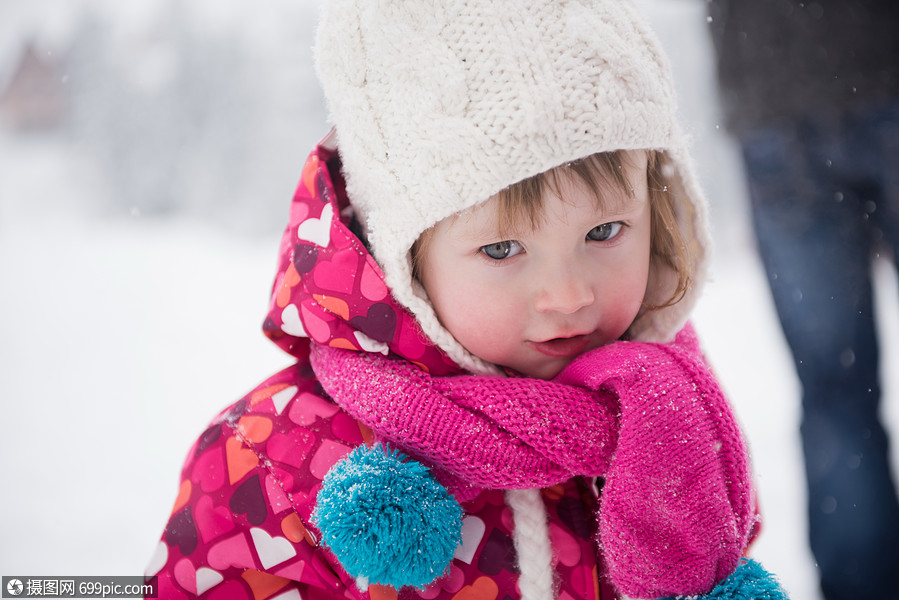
[706,1,899,599]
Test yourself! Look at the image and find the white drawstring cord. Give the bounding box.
[506,489,556,600]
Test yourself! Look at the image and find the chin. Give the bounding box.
[514,359,570,380]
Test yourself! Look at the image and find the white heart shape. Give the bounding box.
[196,567,223,595]
[144,541,167,577]
[250,527,297,569]
[271,385,298,415]
[354,331,389,355]
[280,305,306,337]
[271,590,303,600]
[297,204,334,247]
[453,516,486,564]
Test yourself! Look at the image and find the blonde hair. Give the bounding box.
[412,150,693,312]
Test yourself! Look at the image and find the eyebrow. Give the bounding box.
[460,196,644,245]
[451,210,506,242]
[591,191,645,218]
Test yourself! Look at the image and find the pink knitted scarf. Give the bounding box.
[310,342,618,500]
[309,325,756,598]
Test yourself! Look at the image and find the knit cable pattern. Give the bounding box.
[314,0,711,372]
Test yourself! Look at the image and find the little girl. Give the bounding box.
[147,1,787,599]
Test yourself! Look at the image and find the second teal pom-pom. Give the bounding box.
[662,558,789,600]
[312,443,463,589]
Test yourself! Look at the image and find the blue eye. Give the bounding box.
[480,240,524,260]
[587,222,623,242]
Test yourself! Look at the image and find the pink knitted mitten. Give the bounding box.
[556,326,755,598]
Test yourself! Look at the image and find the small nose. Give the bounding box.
[534,265,596,314]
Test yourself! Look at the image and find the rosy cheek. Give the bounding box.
[447,295,513,357]
[447,297,497,342]
[614,277,649,328]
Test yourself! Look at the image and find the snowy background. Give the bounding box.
[2,1,898,599]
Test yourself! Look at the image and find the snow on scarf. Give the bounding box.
[310,324,756,599]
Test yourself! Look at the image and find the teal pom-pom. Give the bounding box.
[312,443,463,589]
[663,558,789,600]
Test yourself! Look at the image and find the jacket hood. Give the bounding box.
[264,129,711,376]
[262,131,464,376]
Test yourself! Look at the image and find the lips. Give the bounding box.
[530,333,593,358]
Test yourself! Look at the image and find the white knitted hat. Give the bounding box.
[314,0,711,375]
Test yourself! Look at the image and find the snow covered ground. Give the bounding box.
[2,2,899,599]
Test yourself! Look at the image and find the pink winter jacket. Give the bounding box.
[146,141,757,600]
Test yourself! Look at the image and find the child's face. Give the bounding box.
[418,151,652,379]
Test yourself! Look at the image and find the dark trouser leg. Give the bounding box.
[740,111,899,600]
